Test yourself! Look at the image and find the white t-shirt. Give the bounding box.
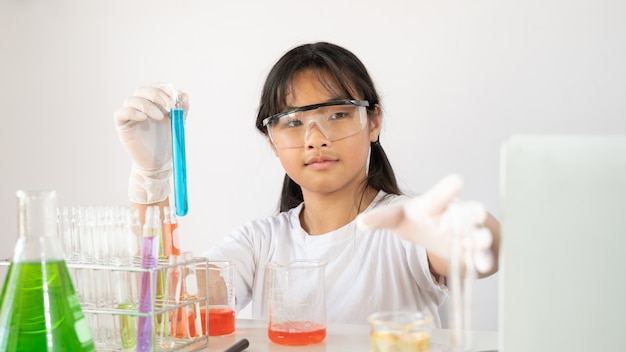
[204,191,448,326]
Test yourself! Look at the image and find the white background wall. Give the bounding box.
[1,0,625,331]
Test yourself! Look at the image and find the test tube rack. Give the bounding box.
[0,256,209,352]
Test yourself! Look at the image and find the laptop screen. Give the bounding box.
[499,135,626,351]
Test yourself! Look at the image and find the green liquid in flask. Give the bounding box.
[0,260,96,351]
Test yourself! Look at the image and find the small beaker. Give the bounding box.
[265,260,327,346]
[196,260,236,336]
[368,311,433,352]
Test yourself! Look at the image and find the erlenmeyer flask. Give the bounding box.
[0,190,96,351]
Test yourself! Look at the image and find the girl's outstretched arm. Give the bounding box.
[357,174,500,279]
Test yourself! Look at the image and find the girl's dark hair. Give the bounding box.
[255,42,401,212]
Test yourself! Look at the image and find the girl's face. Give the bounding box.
[269,69,381,197]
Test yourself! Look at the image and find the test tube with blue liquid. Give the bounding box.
[170,91,188,216]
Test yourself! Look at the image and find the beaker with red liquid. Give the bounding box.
[196,260,236,336]
[200,306,236,336]
[265,260,327,346]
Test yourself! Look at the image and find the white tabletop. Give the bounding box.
[201,319,498,351]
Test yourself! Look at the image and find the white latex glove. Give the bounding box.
[113,83,189,204]
[356,174,494,273]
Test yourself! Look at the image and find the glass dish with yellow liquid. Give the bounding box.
[368,311,433,352]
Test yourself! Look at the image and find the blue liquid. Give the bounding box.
[170,108,188,216]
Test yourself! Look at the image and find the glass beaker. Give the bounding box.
[368,311,433,352]
[206,261,236,336]
[265,260,327,346]
[0,190,96,351]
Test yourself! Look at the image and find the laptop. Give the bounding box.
[499,135,626,351]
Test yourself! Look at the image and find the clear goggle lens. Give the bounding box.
[263,100,369,149]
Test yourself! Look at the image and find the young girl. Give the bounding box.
[114,42,500,326]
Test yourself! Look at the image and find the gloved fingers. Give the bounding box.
[446,202,494,273]
[113,84,172,127]
[356,201,405,231]
[357,174,465,234]
[113,106,149,128]
[357,199,448,256]
[134,85,174,115]
[148,82,190,120]
[405,174,464,222]
[121,95,167,123]
[470,222,494,273]
[464,200,488,225]
[148,82,178,102]
[179,92,190,114]
[148,82,189,108]
[474,249,494,273]
[473,227,493,250]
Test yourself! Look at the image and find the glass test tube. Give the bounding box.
[170,92,188,217]
[137,206,161,352]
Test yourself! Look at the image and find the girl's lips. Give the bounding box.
[307,159,337,170]
[305,156,338,170]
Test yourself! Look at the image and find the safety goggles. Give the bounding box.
[262,100,370,149]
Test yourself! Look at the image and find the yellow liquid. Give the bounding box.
[370,331,430,352]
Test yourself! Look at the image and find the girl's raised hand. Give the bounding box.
[113,83,189,204]
[357,174,494,273]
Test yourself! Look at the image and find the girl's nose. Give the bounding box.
[304,121,331,148]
